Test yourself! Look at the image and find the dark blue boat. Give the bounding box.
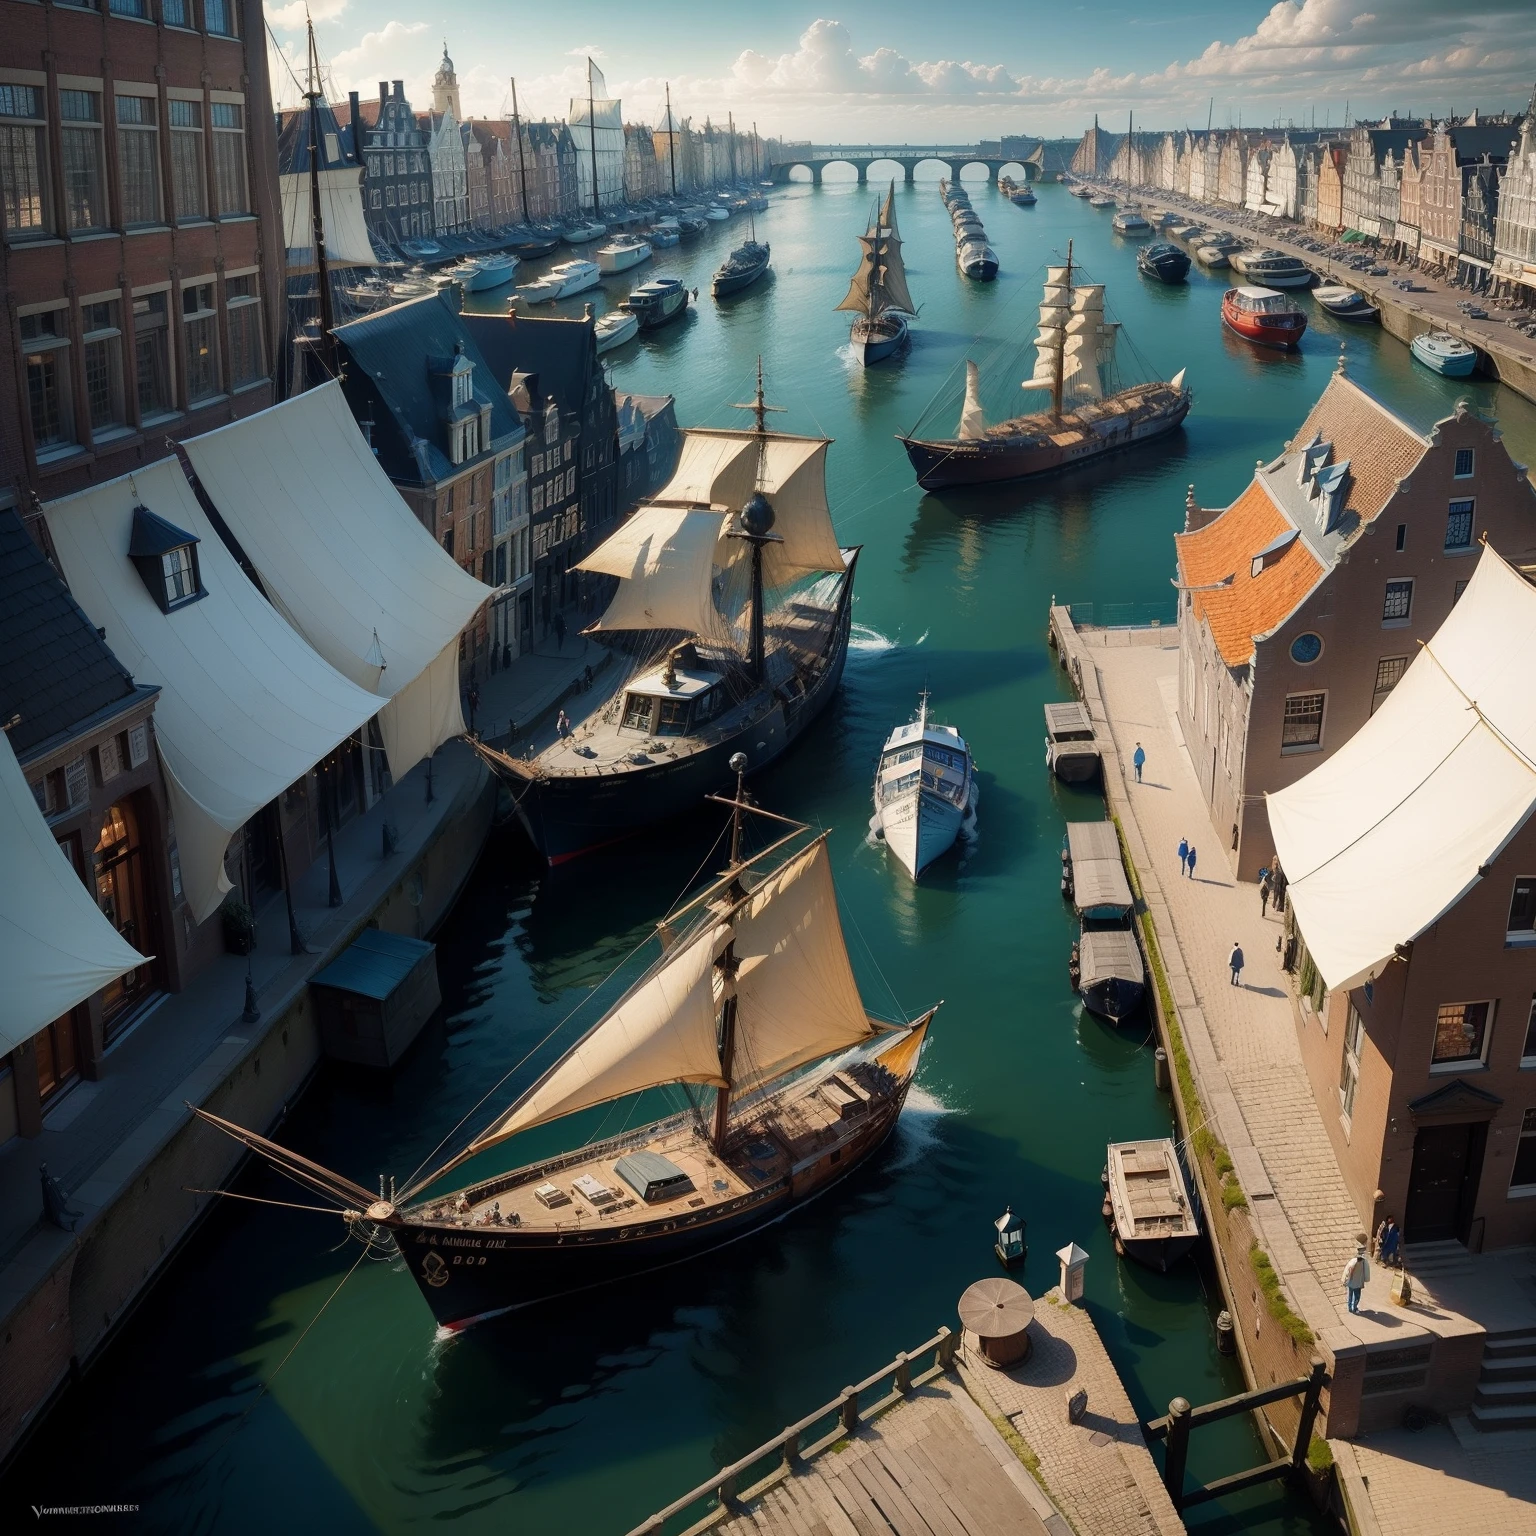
[1137,243,1191,284]
[712,238,771,298]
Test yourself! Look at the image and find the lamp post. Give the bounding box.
[324,756,342,908]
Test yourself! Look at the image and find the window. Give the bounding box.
[60,91,106,231]
[622,693,653,730]
[82,300,126,436]
[1282,691,1325,751]
[1445,499,1474,551]
[1383,579,1413,624]
[181,283,219,403]
[168,99,206,221]
[225,275,264,388]
[21,309,76,454]
[370,189,380,209]
[162,545,198,606]
[133,292,173,419]
[1432,1001,1491,1067]
[203,0,236,35]
[1522,1000,1536,1067]
[385,186,395,208]
[0,84,50,239]
[162,0,189,25]
[1340,1003,1364,1118]
[108,0,148,14]
[210,103,248,214]
[1509,878,1536,942]
[116,94,162,227]
[1290,632,1323,665]
[1454,578,1469,605]
[1372,656,1408,713]
[1454,447,1475,478]
[1511,1109,1536,1194]
[442,526,454,558]
[1395,523,1406,552]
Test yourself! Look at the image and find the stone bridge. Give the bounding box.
[766,145,1036,186]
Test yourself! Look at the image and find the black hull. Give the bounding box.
[1119,1233,1199,1273]
[393,1081,909,1327]
[1081,975,1146,1022]
[509,563,857,862]
[507,238,561,259]
[1047,746,1101,784]
[713,257,770,296]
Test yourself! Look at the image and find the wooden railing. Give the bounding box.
[627,1327,961,1536]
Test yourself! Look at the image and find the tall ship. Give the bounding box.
[900,242,1191,490]
[193,788,937,1329]
[479,367,859,863]
[836,181,915,366]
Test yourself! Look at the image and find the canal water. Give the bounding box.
[8,174,1536,1534]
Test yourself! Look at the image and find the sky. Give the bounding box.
[267,1,1536,138]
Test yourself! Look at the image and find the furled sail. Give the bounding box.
[473,922,729,1145]
[717,840,877,1098]
[958,361,987,439]
[577,505,734,639]
[568,59,625,210]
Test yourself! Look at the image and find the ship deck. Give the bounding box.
[414,1023,923,1238]
[975,379,1182,444]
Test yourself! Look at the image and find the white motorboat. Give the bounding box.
[1410,330,1477,376]
[705,205,730,222]
[1112,207,1152,236]
[1194,244,1231,269]
[870,694,977,880]
[563,220,607,244]
[1312,285,1379,323]
[513,260,601,305]
[1228,248,1313,288]
[1089,193,1116,209]
[593,309,639,352]
[596,235,652,274]
[468,251,518,290]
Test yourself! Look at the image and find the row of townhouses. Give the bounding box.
[1081,101,1536,299]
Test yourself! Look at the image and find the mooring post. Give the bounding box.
[781,1427,800,1468]
[839,1387,859,1435]
[717,1470,739,1510]
[894,1351,911,1394]
[936,1325,958,1370]
[1291,1358,1329,1471]
[1163,1397,1192,1510]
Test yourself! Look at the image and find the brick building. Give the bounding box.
[1418,120,1521,279]
[1175,366,1536,882]
[0,0,283,505]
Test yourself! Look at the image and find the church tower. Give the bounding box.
[432,43,461,120]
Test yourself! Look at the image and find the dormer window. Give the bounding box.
[128,504,204,613]
[453,361,472,408]
[544,400,559,445]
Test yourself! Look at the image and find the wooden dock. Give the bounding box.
[714,1376,1058,1536]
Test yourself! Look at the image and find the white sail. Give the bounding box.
[568,59,625,210]
[1045,265,1071,284]
[1071,285,1105,313]
[280,168,378,271]
[727,841,878,1097]
[1039,302,1069,328]
[958,361,987,439]
[578,506,733,639]
[654,431,760,509]
[756,437,846,582]
[475,923,729,1145]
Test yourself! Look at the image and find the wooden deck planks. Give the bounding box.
[715,1385,1052,1536]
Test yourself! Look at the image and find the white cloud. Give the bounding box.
[266,0,347,29]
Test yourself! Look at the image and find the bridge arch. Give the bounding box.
[864,157,905,187]
[907,156,957,183]
[816,158,865,184]
[998,160,1031,183]
[956,160,998,184]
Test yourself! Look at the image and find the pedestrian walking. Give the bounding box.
[1228,942,1244,985]
[556,708,571,740]
[1186,843,1197,879]
[554,612,568,651]
[1271,856,1287,913]
[1177,836,1189,876]
[1258,867,1272,916]
[1133,742,1146,783]
[1342,1244,1371,1314]
[1375,1216,1402,1269]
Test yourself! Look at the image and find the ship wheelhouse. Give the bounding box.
[618,663,729,737]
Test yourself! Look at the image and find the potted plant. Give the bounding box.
[222,896,256,955]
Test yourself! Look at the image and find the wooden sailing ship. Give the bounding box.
[900,241,1190,490]
[836,182,915,366]
[194,790,936,1330]
[475,366,858,864]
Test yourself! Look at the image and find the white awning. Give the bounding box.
[0,731,147,1053]
[180,383,491,778]
[44,462,389,923]
[1268,547,1536,991]
[281,168,378,271]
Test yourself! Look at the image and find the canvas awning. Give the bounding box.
[1268,547,1536,990]
[1067,821,1134,917]
[0,731,147,1053]
[180,383,491,779]
[281,168,378,271]
[44,462,388,923]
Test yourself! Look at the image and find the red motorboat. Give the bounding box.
[1222,285,1307,350]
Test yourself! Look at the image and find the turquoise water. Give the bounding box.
[7,175,1534,1533]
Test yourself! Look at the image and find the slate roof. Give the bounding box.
[1175,373,1426,668]
[275,99,357,173]
[0,508,143,762]
[333,295,524,486]
[462,312,597,419]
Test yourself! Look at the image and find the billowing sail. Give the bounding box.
[836,182,915,317]
[569,59,625,210]
[577,505,734,639]
[473,922,729,1146]
[958,361,987,439]
[756,437,847,582]
[723,840,878,1098]
[654,431,760,509]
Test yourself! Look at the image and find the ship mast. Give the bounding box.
[587,56,600,218]
[665,84,677,197]
[711,755,750,1150]
[729,357,785,684]
[1053,239,1073,420]
[304,19,336,378]
[510,77,530,226]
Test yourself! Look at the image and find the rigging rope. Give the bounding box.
[182,1187,344,1215]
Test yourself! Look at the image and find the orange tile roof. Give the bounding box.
[1176,480,1325,667]
[1287,373,1426,529]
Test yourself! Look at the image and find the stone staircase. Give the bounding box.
[1401,1239,1477,1280]
[1470,1329,1536,1431]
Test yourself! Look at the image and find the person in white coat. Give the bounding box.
[1342,1243,1370,1314]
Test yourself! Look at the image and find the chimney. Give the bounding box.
[379,82,389,107]
[348,91,361,159]
[393,80,405,102]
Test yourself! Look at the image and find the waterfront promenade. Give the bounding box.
[1053,614,1536,1531]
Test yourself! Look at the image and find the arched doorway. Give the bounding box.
[94,796,160,1032]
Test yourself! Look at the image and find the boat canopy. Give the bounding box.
[43,462,388,921]
[1067,821,1134,916]
[471,839,878,1147]
[0,731,146,1054]
[180,382,492,780]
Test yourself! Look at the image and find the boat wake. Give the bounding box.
[849,624,927,655]
[889,1084,953,1170]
